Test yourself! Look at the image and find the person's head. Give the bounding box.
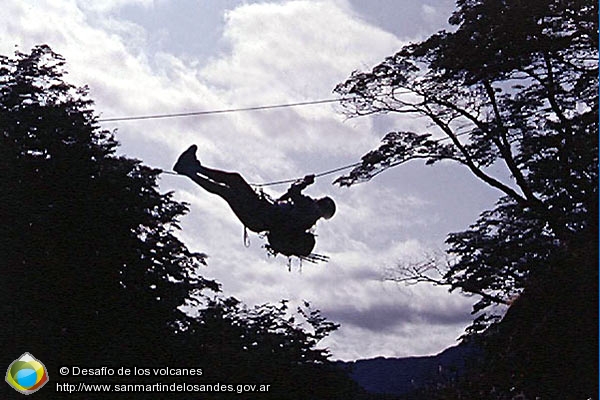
[267,231,315,257]
[316,196,336,220]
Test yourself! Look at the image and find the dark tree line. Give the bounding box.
[334,0,597,398]
[0,46,366,399]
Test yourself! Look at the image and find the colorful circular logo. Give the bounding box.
[5,353,49,395]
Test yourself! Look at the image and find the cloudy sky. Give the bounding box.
[1,0,503,360]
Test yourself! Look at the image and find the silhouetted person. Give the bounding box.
[173,145,335,257]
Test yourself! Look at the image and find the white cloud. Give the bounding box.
[422,4,437,16]
[76,0,155,14]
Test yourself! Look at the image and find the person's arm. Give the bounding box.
[278,174,315,202]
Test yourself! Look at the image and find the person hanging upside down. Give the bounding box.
[173,145,336,257]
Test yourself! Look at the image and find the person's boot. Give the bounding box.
[173,145,201,175]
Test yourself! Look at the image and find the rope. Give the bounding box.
[243,226,250,248]
[98,98,345,122]
[159,132,471,186]
[135,93,471,186]
[250,162,362,187]
[244,132,470,187]
[159,161,362,186]
[97,92,420,123]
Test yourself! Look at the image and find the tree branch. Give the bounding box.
[482,80,540,204]
[422,108,530,205]
[385,258,509,306]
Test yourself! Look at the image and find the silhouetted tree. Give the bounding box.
[0,44,205,365]
[0,45,362,399]
[334,0,597,398]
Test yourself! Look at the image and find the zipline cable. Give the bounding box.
[159,161,362,186]
[103,97,364,183]
[98,98,345,122]
[160,131,469,186]
[243,131,470,186]
[108,95,471,186]
[97,92,415,122]
[249,161,363,187]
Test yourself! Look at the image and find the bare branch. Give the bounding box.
[384,254,510,306]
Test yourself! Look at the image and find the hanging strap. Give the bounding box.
[243,226,250,248]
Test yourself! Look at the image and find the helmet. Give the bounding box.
[316,196,336,219]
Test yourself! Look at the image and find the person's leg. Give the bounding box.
[173,146,232,197]
[186,173,230,197]
[174,145,255,194]
[187,170,271,232]
[174,145,271,231]
[196,166,255,193]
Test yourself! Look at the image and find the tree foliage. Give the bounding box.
[335,0,597,316]
[334,0,597,398]
[0,45,362,399]
[0,45,210,364]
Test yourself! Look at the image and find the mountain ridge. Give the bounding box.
[337,342,479,397]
